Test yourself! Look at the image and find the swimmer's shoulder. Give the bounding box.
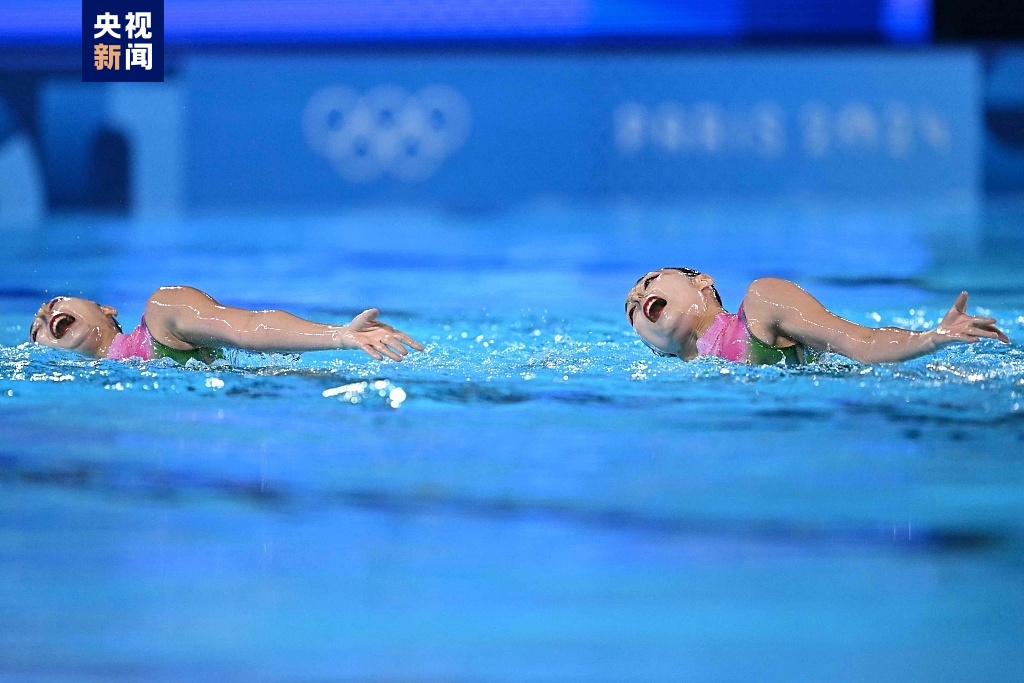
[743,276,799,296]
[146,285,211,306]
[144,286,216,350]
[741,277,801,314]
[145,286,217,316]
[741,278,804,348]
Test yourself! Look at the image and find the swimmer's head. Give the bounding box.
[624,267,724,359]
[29,296,122,358]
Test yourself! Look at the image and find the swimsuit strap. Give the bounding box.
[105,319,154,361]
[696,309,748,362]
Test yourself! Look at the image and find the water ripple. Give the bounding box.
[1,310,1022,424]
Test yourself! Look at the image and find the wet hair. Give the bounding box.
[666,267,722,306]
[629,267,723,306]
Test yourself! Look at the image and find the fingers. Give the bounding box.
[351,308,380,328]
[350,312,426,354]
[352,330,424,362]
[980,325,1010,344]
[942,300,1012,345]
[973,323,1011,344]
[946,331,990,344]
[358,339,404,362]
[395,331,425,351]
[373,342,404,362]
[381,336,410,357]
[374,330,418,358]
[954,291,968,314]
[950,326,1010,344]
[375,324,424,353]
[359,344,384,361]
[966,314,1011,343]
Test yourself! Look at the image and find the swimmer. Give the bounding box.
[625,268,1010,364]
[28,286,423,363]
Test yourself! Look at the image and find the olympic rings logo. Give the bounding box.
[303,84,472,183]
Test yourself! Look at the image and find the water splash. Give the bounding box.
[2,309,1022,423]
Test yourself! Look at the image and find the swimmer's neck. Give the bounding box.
[91,325,122,359]
[695,301,727,338]
[680,300,727,360]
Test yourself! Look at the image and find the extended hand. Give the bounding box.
[343,308,425,361]
[934,292,1010,346]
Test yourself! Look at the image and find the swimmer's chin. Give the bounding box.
[34,334,108,359]
[68,337,106,359]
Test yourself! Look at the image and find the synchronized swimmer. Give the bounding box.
[28,286,422,363]
[27,271,1010,366]
[625,267,1010,364]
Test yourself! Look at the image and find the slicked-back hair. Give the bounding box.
[631,267,723,307]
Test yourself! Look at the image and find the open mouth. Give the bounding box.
[49,313,76,340]
[643,296,667,323]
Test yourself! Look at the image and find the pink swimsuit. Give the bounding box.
[104,316,220,364]
[695,304,750,362]
[105,318,154,361]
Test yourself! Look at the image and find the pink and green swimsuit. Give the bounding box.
[105,317,222,364]
[696,304,806,365]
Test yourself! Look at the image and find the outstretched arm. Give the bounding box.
[743,278,1009,364]
[144,286,423,361]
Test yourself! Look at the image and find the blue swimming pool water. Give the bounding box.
[2,201,1024,680]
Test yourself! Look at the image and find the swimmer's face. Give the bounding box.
[625,269,717,359]
[29,297,121,358]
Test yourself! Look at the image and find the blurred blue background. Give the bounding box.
[3,0,1024,220]
[4,1,1024,681]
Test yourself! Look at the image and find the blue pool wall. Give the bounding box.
[16,48,988,220]
[184,51,980,209]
